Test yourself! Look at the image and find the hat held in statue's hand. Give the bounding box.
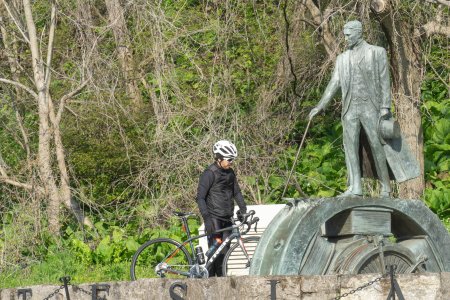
[378,117,401,144]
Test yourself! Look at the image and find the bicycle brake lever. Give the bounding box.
[248,217,259,232]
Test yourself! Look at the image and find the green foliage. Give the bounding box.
[290,119,347,198]
[421,43,450,224]
[0,215,200,288]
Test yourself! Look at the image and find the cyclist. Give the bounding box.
[196,140,247,276]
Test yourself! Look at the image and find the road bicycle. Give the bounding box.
[130,210,260,279]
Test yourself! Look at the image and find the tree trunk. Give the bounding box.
[300,0,339,61]
[76,0,97,48]
[105,0,142,107]
[22,0,63,233]
[371,0,425,199]
[75,0,99,73]
[140,4,171,137]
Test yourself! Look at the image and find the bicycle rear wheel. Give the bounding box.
[130,238,193,280]
[222,236,260,276]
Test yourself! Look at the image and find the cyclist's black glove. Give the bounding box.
[236,210,246,222]
[203,215,215,235]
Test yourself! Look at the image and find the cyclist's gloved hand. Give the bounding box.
[203,215,215,235]
[236,210,245,222]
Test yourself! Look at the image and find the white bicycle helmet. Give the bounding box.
[213,140,238,160]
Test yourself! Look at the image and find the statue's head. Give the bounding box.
[343,20,363,48]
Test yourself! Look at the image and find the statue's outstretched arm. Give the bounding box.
[309,65,340,120]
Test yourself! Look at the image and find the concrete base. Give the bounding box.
[1,273,450,299]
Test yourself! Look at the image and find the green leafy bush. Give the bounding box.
[421,60,450,227]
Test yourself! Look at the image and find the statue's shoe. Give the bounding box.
[337,190,362,198]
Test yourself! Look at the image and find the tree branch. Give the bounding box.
[299,17,319,29]
[425,56,450,89]
[0,162,44,193]
[0,77,38,98]
[56,79,89,124]
[425,0,450,7]
[1,0,30,43]
[44,1,57,87]
[0,177,34,190]
[422,21,450,37]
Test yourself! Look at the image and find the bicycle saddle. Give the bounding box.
[172,211,195,217]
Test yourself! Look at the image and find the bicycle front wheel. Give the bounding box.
[130,238,193,280]
[222,236,260,276]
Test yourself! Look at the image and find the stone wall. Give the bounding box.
[2,273,449,299]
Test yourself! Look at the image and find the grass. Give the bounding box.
[0,250,131,288]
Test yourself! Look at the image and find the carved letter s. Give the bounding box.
[169,282,187,300]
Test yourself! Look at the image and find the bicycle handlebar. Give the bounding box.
[172,209,259,236]
[238,210,259,234]
[249,217,259,225]
[239,210,255,221]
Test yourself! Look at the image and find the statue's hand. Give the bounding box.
[309,107,321,120]
[380,108,390,119]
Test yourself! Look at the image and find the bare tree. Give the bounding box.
[0,0,88,233]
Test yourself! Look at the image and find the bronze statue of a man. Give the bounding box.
[309,20,391,197]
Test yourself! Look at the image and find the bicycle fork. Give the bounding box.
[238,238,252,268]
[204,235,252,271]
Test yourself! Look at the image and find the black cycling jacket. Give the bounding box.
[196,163,247,219]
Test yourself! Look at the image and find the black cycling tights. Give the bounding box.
[207,217,232,277]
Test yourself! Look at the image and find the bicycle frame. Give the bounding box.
[203,226,246,271]
[158,216,251,278]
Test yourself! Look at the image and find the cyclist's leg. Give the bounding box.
[215,219,233,277]
[207,218,232,277]
[207,218,222,277]
[215,221,232,276]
